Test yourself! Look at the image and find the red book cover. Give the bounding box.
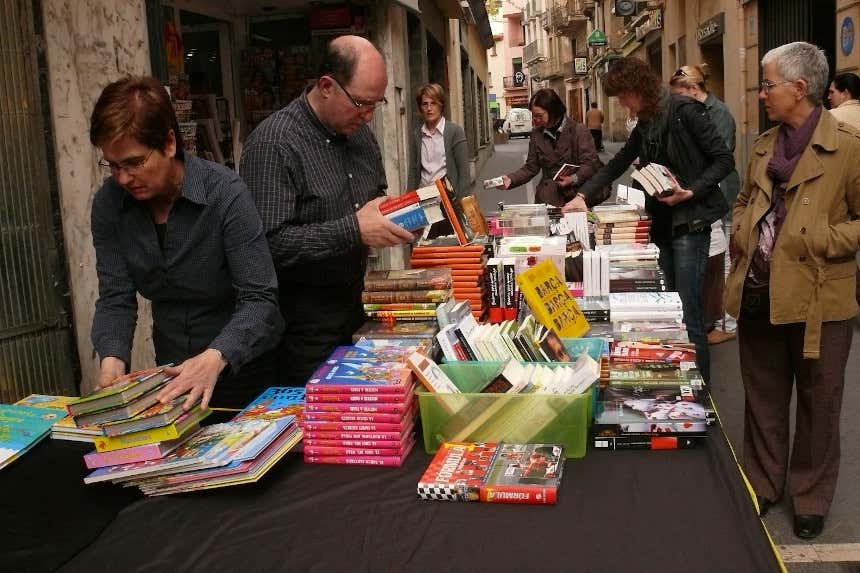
[302,396,415,414]
[379,191,419,215]
[609,344,696,364]
[410,252,483,261]
[302,425,413,441]
[301,410,411,424]
[502,259,517,320]
[303,443,410,457]
[479,443,564,505]
[301,416,413,433]
[303,392,413,404]
[412,245,486,255]
[451,269,484,278]
[303,439,415,466]
[417,442,498,501]
[303,437,409,448]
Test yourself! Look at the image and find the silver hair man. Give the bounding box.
[761,41,829,105]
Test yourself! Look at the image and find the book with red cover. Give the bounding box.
[417,442,498,501]
[303,390,414,403]
[303,436,409,448]
[301,416,414,433]
[434,177,473,246]
[609,343,696,364]
[303,441,412,457]
[480,443,565,505]
[303,438,415,467]
[303,424,414,442]
[412,245,486,254]
[302,411,409,423]
[302,395,416,414]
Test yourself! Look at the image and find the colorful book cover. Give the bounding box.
[417,442,498,502]
[14,394,75,413]
[100,398,199,437]
[302,422,414,442]
[301,416,413,433]
[66,369,171,416]
[301,409,412,424]
[83,436,188,469]
[303,437,408,449]
[307,361,414,394]
[351,321,440,342]
[594,386,712,433]
[0,404,65,469]
[480,443,565,504]
[361,289,451,304]
[93,407,211,452]
[302,397,415,415]
[232,387,305,425]
[516,260,589,338]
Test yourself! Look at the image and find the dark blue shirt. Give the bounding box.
[90,154,284,372]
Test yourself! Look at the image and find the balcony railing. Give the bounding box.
[524,39,546,64]
[503,74,528,89]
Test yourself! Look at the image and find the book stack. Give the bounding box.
[630,162,679,198]
[591,205,650,247]
[66,368,212,466]
[11,394,98,443]
[417,442,565,504]
[379,183,445,232]
[83,387,304,493]
[362,268,452,322]
[608,292,684,323]
[410,241,489,321]
[302,343,420,467]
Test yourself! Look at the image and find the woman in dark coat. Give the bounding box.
[498,89,601,207]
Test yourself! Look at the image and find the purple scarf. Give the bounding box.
[748,106,822,285]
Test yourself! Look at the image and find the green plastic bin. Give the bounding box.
[416,361,593,459]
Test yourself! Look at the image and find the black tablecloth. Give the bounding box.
[1,422,781,573]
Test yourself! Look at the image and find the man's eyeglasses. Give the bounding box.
[327,75,387,111]
[98,149,155,174]
[759,79,794,93]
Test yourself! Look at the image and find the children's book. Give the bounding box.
[66,369,171,416]
[100,398,200,437]
[0,404,65,469]
[306,361,414,394]
[232,387,305,425]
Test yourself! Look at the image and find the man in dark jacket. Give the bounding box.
[563,58,734,382]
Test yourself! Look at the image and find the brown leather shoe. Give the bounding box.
[707,329,737,345]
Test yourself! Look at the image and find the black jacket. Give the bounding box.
[580,94,734,242]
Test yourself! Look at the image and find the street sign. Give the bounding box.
[587,29,608,47]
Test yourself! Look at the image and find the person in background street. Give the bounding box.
[498,88,601,207]
[724,42,860,540]
[407,83,470,198]
[241,36,414,387]
[669,64,740,344]
[89,76,284,409]
[563,57,734,383]
[827,72,860,128]
[585,101,604,152]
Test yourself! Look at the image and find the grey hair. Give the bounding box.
[761,42,829,105]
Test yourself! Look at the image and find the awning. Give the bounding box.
[394,0,420,13]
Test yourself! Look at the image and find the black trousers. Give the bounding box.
[590,129,603,151]
[276,283,366,387]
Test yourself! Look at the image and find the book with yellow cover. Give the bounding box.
[515,260,589,338]
[93,407,210,452]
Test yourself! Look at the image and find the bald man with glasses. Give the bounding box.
[240,35,414,387]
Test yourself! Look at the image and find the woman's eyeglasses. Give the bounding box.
[98,149,155,174]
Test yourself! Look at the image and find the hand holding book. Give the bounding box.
[656,183,694,206]
[358,197,416,247]
[157,348,227,410]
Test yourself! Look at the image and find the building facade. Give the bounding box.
[487,0,528,122]
[0,0,493,398]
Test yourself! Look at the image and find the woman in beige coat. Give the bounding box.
[725,42,860,539]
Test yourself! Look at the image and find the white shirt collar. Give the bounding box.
[421,115,446,136]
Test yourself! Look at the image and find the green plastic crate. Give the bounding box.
[416,362,593,459]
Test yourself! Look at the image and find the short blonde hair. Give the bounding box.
[669,64,707,90]
[416,83,446,109]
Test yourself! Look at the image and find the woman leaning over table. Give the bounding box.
[407,83,470,199]
[562,57,734,384]
[498,88,601,208]
[724,42,860,540]
[89,76,284,410]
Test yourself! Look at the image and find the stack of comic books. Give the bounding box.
[302,341,421,467]
[83,387,304,494]
[417,442,565,504]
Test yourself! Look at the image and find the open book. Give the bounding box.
[630,162,678,197]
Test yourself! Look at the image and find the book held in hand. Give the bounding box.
[483,176,505,189]
[630,162,679,197]
[552,163,579,182]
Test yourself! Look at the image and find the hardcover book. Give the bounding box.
[100,399,201,437]
[232,387,305,424]
[303,438,415,467]
[307,361,414,394]
[481,443,565,504]
[0,404,64,470]
[66,369,171,417]
[364,268,452,292]
[417,442,498,501]
[93,408,211,452]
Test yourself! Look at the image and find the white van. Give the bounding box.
[505,108,533,138]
